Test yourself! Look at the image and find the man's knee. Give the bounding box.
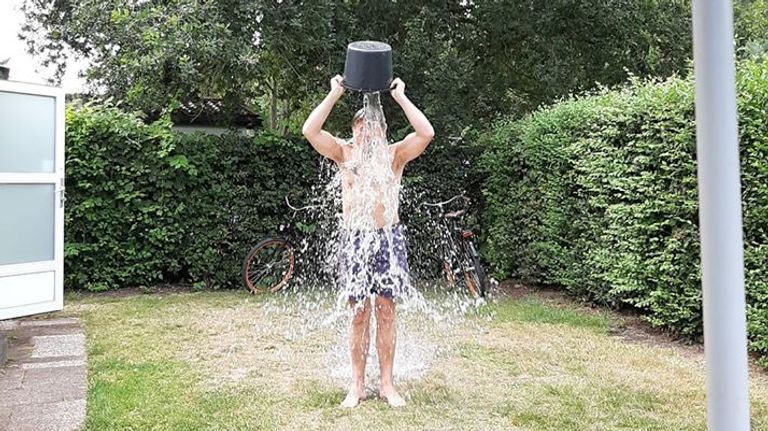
[374,296,395,325]
[350,299,371,326]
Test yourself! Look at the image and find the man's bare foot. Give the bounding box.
[340,387,365,408]
[380,385,406,407]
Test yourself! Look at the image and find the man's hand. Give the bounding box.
[390,78,405,102]
[331,75,345,99]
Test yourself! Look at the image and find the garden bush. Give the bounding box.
[481,58,768,362]
[65,103,320,290]
[64,102,483,291]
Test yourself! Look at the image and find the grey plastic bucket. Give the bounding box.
[342,41,393,93]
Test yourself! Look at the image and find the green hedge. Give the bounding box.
[481,58,768,362]
[65,103,322,290]
[64,102,483,291]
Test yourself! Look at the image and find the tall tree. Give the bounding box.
[21,0,261,115]
[21,0,697,137]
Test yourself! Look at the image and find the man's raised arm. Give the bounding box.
[391,78,435,166]
[302,75,346,163]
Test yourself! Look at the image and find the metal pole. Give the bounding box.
[691,1,751,429]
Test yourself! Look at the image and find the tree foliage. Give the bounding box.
[21,0,261,116]
[736,0,768,57]
[23,0,695,137]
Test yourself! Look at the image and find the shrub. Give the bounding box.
[481,58,768,361]
[65,103,320,290]
[64,102,484,290]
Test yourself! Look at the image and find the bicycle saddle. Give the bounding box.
[444,209,466,218]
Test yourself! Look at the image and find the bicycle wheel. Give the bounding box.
[462,240,487,298]
[242,238,295,294]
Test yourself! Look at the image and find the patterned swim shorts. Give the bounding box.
[338,224,411,302]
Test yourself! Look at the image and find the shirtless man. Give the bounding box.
[302,75,434,408]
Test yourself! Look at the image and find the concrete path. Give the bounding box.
[0,317,87,431]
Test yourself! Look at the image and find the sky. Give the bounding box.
[0,0,87,93]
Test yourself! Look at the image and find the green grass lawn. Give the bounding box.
[53,287,768,430]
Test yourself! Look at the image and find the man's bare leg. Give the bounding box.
[375,295,406,407]
[341,297,371,408]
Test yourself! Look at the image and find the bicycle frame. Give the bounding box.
[423,194,476,285]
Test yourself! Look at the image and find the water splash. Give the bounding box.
[262,91,495,388]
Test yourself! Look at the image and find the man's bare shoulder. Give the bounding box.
[335,138,353,164]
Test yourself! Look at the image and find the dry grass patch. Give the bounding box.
[52,287,768,430]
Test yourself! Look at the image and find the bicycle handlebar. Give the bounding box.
[422,194,469,207]
[285,196,322,212]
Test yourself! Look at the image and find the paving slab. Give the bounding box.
[6,399,85,431]
[6,343,33,363]
[0,321,19,331]
[0,317,86,430]
[0,406,11,424]
[0,367,24,390]
[32,334,86,358]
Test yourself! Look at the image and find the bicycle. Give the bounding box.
[423,194,488,298]
[241,197,317,294]
[243,194,488,297]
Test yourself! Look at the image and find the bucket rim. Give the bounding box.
[347,40,392,52]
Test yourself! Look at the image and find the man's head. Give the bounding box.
[351,107,385,144]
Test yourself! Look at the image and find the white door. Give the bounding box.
[0,80,65,320]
